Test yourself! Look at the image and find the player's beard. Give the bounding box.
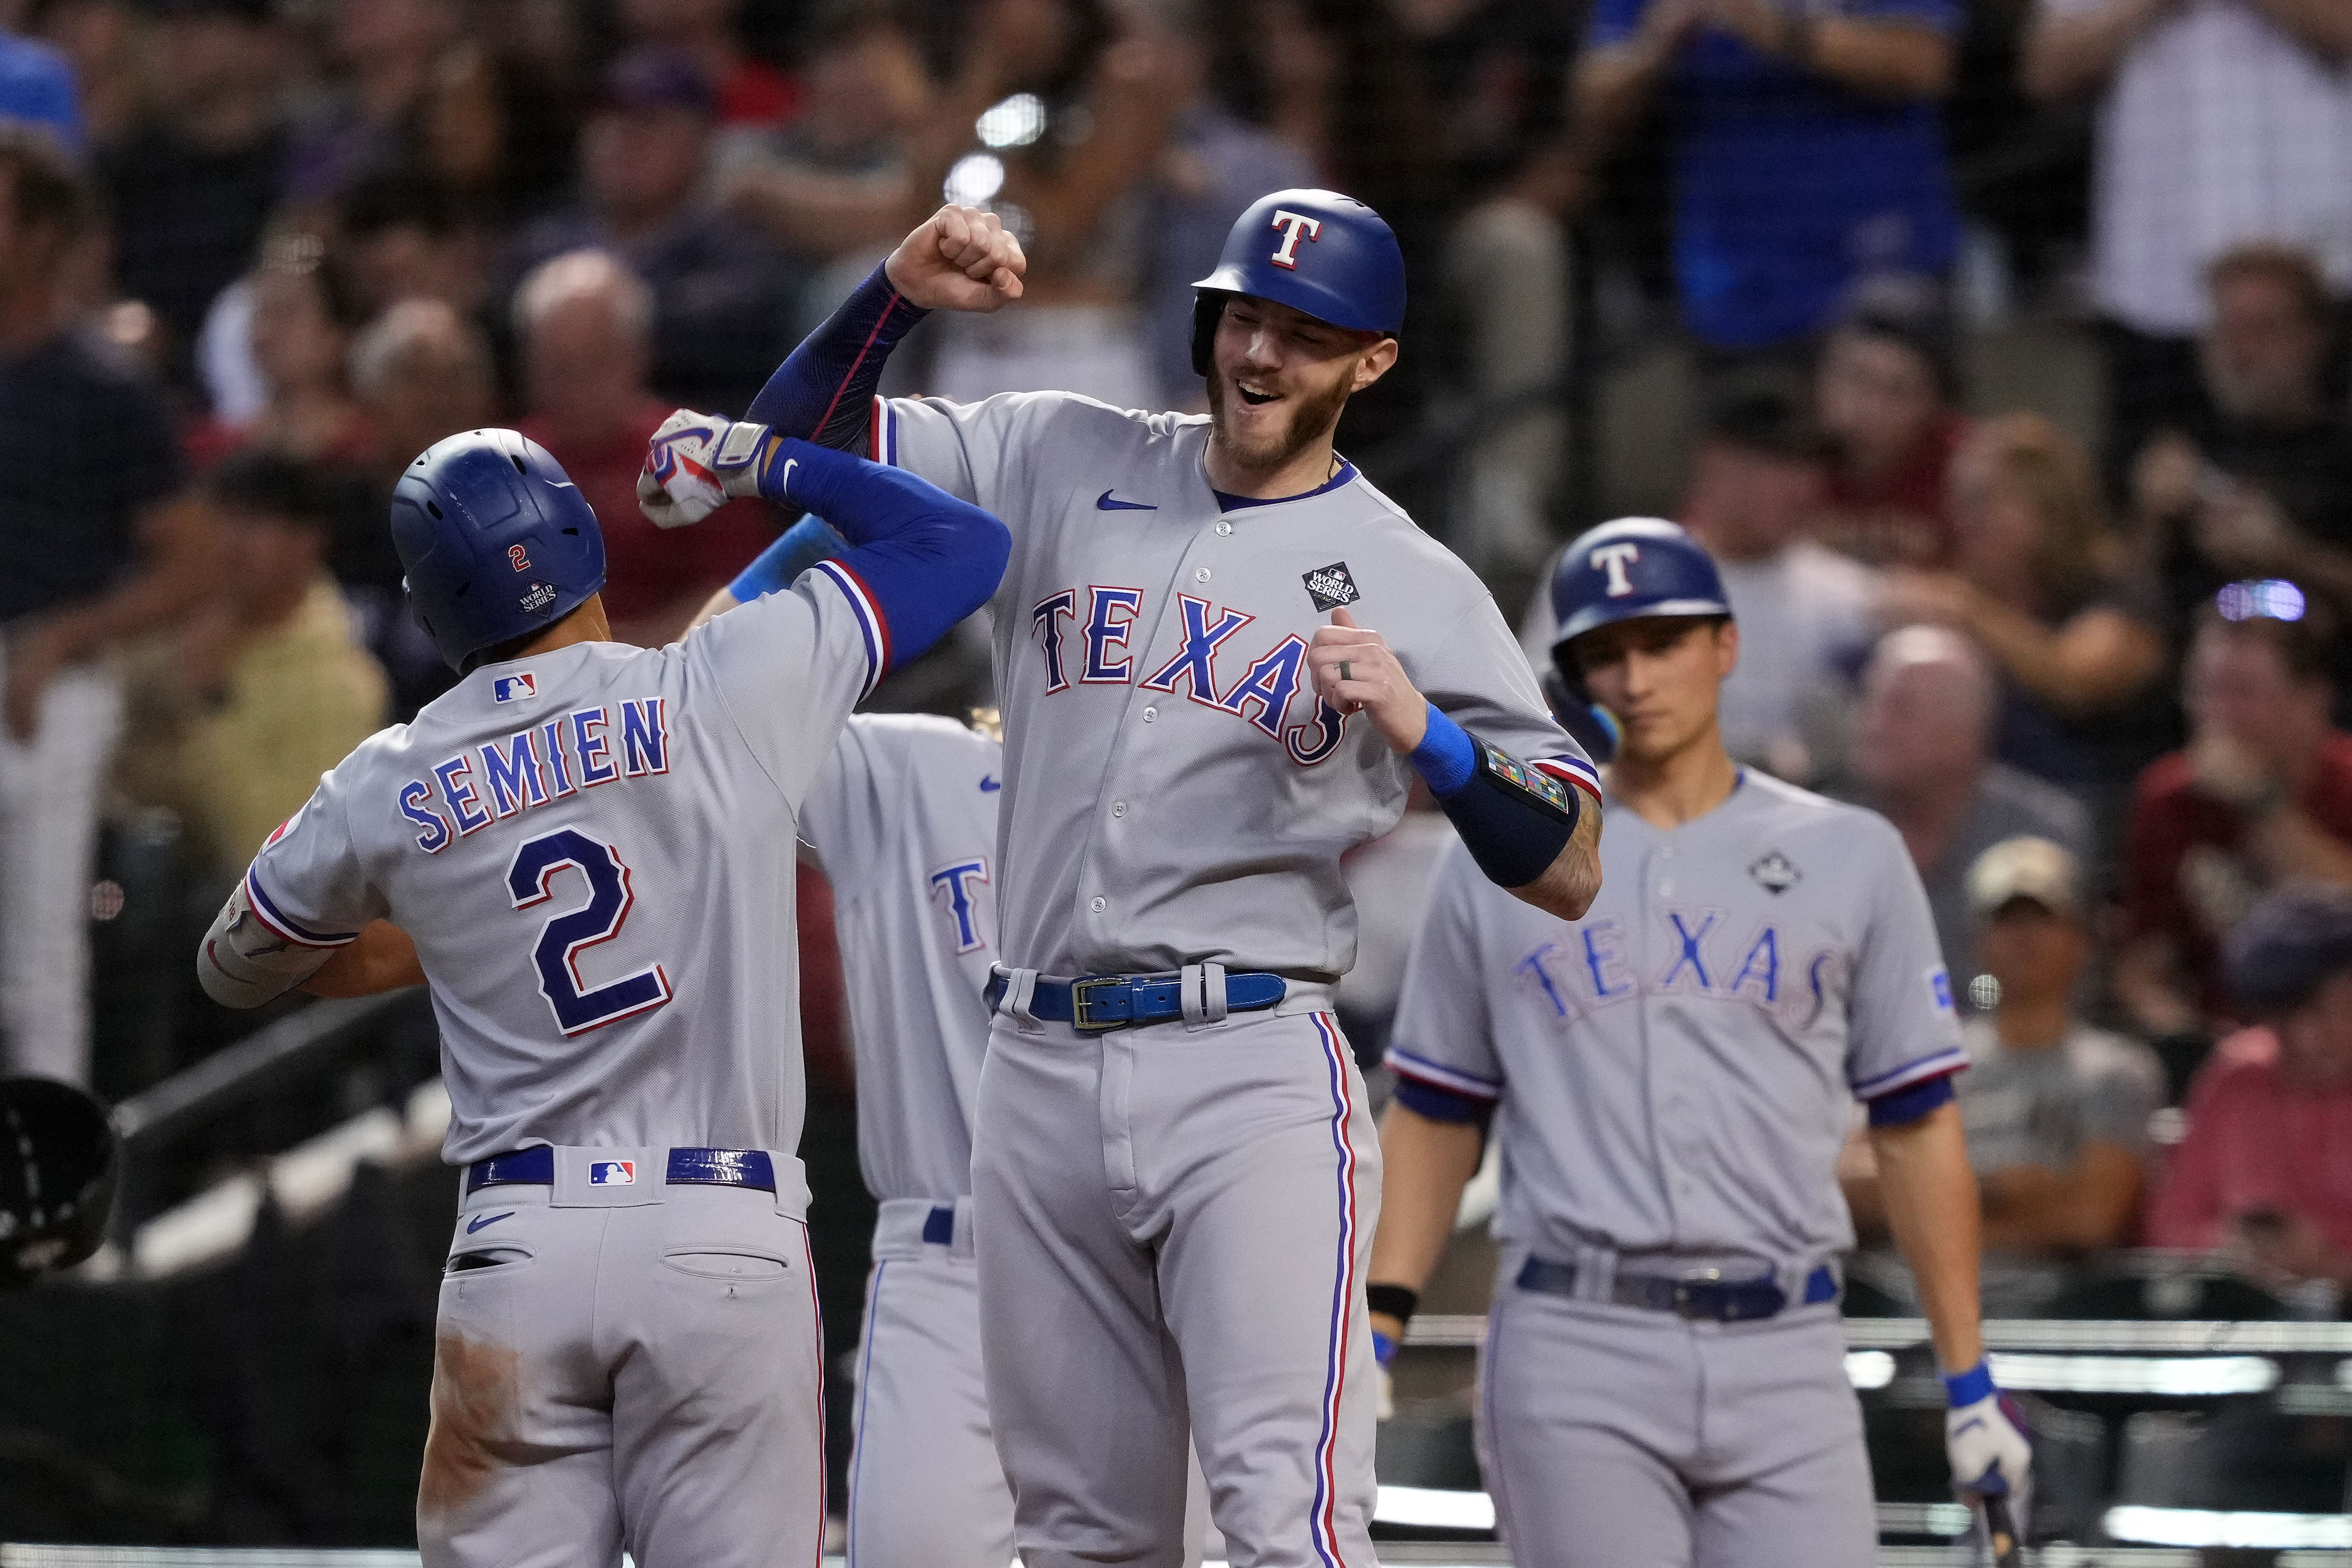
[1206,367,1354,477]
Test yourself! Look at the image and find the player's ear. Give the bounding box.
[1350,336,1399,394]
[1713,618,1740,677]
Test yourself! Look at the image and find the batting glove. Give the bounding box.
[1944,1361,2032,1531]
[640,409,777,527]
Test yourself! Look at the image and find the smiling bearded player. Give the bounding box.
[638,188,1605,1568]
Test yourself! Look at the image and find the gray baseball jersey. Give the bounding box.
[796,713,1000,1204]
[875,392,1600,984]
[243,570,882,1164]
[1388,770,1962,1568]
[1389,769,1964,1265]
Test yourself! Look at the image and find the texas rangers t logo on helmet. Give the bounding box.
[1590,541,1641,597]
[1269,209,1324,270]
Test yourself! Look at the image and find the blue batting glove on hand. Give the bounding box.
[1944,1360,2032,1533]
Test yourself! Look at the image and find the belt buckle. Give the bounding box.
[1069,975,1130,1033]
[1671,1267,1723,1321]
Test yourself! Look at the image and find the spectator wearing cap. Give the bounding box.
[514,249,777,648]
[1879,412,2169,811]
[115,451,388,880]
[619,0,798,129]
[1679,387,1877,782]
[2117,594,2352,1042]
[508,48,792,415]
[2145,883,2352,1300]
[2132,245,2352,661]
[1814,306,1969,569]
[1841,626,2090,986]
[1848,836,2163,1314]
[1571,0,1962,359]
[2021,0,2352,474]
[0,129,202,1086]
[97,0,287,396]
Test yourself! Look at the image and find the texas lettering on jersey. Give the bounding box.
[397,696,671,854]
[1512,911,1851,1034]
[1028,586,1348,766]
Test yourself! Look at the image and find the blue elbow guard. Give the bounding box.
[728,515,847,603]
[1414,704,1580,890]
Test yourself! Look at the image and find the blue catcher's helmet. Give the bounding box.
[391,429,606,673]
[1549,517,1732,656]
[1190,188,1406,375]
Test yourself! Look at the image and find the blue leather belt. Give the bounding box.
[465,1146,777,1194]
[1515,1255,1839,1322]
[923,1205,956,1245]
[983,969,1287,1033]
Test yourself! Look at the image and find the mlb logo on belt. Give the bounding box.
[492,672,537,703]
[589,1159,637,1186]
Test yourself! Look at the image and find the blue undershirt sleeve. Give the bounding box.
[1392,1076,1495,1129]
[1865,1071,1956,1128]
[743,263,928,452]
[762,439,1009,672]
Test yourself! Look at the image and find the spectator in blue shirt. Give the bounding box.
[1573,0,1962,355]
[0,26,81,152]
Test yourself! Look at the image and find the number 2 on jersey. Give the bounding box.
[507,829,673,1035]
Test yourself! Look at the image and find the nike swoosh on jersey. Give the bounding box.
[979,775,1003,792]
[1095,490,1156,511]
[466,1211,517,1234]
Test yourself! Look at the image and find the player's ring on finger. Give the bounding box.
[1339,661,1352,682]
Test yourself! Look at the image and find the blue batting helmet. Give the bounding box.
[1549,517,1733,653]
[1190,188,1406,375]
[390,429,606,673]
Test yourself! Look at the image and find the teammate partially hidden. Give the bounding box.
[1366,518,2030,1568]
[642,190,1603,1566]
[193,425,1010,1566]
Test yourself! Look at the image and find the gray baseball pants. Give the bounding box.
[417,1146,825,1568]
[1477,1246,1876,1568]
[849,1197,1016,1568]
[972,1003,1381,1568]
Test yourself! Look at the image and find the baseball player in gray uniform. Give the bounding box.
[193,426,1011,1567]
[1366,517,2033,1568]
[642,189,1605,1566]
[698,515,1016,1566]
[691,520,1220,1568]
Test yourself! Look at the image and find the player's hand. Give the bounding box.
[641,411,780,526]
[1945,1366,2032,1538]
[639,409,732,528]
[1309,608,1428,754]
[885,205,1026,313]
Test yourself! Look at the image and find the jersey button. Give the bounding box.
[1091,896,1107,914]
[1215,521,1233,536]
[1112,801,1126,818]
[1194,567,1211,583]
[1142,706,1157,722]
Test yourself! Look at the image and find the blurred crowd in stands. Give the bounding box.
[0,0,2349,1319]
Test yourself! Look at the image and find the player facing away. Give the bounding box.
[691,524,1221,1568]
[1366,517,2032,1568]
[639,188,1605,1567]
[194,428,1010,1567]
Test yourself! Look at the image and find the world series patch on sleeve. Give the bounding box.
[1478,738,1576,822]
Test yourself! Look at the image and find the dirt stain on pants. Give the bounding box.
[418,1330,521,1518]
